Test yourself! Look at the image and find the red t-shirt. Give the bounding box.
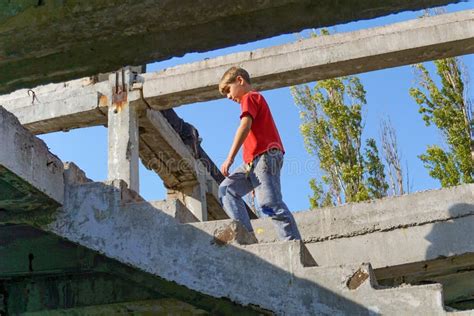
[240,91,284,163]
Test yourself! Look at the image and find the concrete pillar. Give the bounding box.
[107,68,139,193]
[167,164,208,221]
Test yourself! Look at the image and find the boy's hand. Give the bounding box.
[221,157,234,177]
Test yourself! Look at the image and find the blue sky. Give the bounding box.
[40,2,473,212]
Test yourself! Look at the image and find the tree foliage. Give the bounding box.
[379,117,405,195]
[364,138,389,199]
[409,57,473,186]
[291,75,388,208]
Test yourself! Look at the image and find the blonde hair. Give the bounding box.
[219,67,251,95]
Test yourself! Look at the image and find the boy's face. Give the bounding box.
[223,76,248,103]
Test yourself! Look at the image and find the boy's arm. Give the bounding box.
[221,115,253,176]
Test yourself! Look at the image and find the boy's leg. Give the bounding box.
[250,150,301,240]
[218,164,254,232]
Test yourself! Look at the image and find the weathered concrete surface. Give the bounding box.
[0,80,252,219]
[139,109,201,191]
[1,0,463,93]
[139,107,256,220]
[374,253,474,309]
[2,10,473,129]
[148,199,199,224]
[2,105,473,313]
[0,79,109,134]
[107,70,140,193]
[142,9,474,109]
[139,108,230,220]
[43,179,452,315]
[247,183,474,311]
[0,101,230,220]
[251,184,474,268]
[0,106,63,213]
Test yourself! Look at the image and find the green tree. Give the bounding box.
[410,57,473,186]
[379,117,406,195]
[365,138,389,199]
[291,76,388,208]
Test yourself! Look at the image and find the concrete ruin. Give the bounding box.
[1,2,474,315]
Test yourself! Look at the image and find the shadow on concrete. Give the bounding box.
[424,202,474,310]
[1,179,378,315]
[425,203,474,260]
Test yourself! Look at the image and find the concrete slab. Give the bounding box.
[251,184,474,268]
[1,0,461,93]
[41,178,453,314]
[0,106,63,214]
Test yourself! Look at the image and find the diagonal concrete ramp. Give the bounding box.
[45,176,449,315]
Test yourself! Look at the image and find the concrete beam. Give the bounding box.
[142,9,474,109]
[0,78,109,135]
[0,106,63,214]
[251,184,474,269]
[139,108,227,220]
[3,11,473,133]
[1,0,462,94]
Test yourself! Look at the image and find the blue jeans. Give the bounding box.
[219,149,301,240]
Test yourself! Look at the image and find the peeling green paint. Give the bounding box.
[3,273,162,314]
[23,299,209,316]
[0,0,37,23]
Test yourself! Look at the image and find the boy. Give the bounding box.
[218,66,301,241]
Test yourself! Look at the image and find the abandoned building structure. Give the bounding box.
[1,1,473,314]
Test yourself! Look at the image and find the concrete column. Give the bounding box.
[107,68,139,193]
[167,164,208,221]
[186,171,208,222]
